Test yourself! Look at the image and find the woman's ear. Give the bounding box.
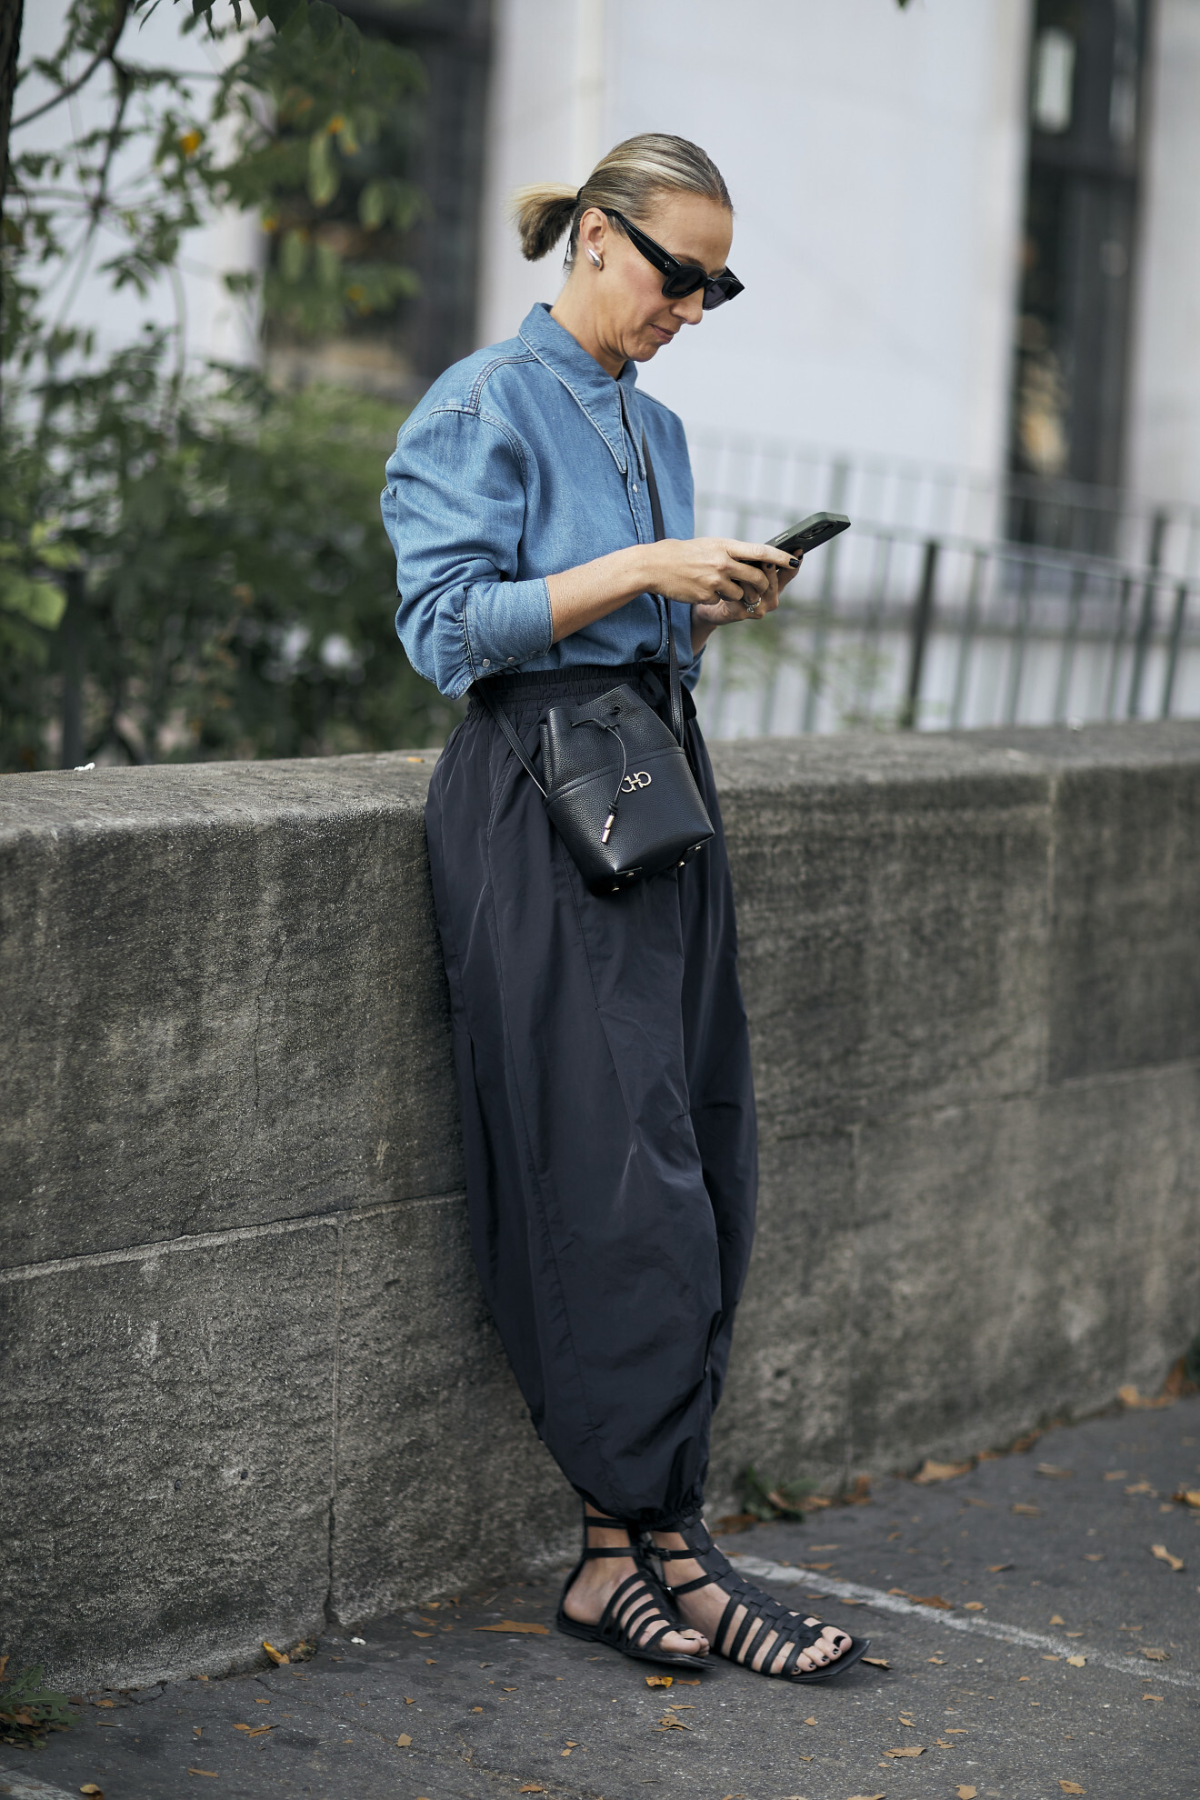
[576,205,607,271]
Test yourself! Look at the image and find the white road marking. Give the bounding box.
[729,1553,1200,1692]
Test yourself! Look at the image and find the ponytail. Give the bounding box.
[510,133,731,266]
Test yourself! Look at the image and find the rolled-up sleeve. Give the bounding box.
[381,405,554,699]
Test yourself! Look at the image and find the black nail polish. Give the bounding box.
[788,556,800,568]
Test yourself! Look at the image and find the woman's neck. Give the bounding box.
[550,288,625,379]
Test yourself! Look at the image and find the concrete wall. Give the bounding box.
[3,724,1199,1694]
[479,0,1031,478]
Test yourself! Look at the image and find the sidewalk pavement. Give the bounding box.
[3,1397,1197,1800]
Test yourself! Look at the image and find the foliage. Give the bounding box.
[0,1661,75,1747]
[738,1464,816,1522]
[1,0,441,771]
[2,332,457,767]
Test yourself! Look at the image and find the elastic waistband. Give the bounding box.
[467,661,668,716]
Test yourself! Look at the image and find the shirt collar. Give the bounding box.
[518,302,640,475]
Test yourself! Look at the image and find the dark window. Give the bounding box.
[1009,0,1152,547]
[328,0,493,391]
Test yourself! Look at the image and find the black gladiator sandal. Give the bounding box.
[555,1505,708,1670]
[645,1514,870,1684]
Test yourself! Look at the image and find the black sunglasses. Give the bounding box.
[602,209,744,310]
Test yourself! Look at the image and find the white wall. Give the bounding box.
[14,2,261,369]
[1127,0,1200,507]
[478,0,1032,482]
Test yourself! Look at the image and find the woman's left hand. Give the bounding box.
[691,553,802,640]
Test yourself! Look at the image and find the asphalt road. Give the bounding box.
[4,1396,1198,1800]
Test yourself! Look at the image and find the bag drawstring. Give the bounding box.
[573,704,628,844]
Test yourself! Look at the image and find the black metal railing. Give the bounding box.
[691,502,1200,738]
[689,433,1200,581]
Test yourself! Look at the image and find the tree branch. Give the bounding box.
[11,0,131,130]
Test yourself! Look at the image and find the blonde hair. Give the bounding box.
[511,133,732,265]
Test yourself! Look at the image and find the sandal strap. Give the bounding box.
[649,1514,839,1677]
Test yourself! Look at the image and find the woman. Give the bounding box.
[382,133,866,1684]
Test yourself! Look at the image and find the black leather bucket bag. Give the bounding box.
[477,437,714,897]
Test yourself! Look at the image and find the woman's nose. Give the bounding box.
[672,289,705,326]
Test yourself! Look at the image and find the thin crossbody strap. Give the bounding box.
[640,432,685,746]
[476,681,547,796]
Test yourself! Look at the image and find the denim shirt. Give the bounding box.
[381,302,701,700]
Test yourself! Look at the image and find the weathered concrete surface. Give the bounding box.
[2,724,1199,1692]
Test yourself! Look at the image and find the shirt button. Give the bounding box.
[482,658,491,668]
[633,483,639,492]
[507,657,515,664]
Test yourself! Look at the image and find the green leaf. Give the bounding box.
[0,575,67,631]
[306,129,338,207]
[279,226,309,280]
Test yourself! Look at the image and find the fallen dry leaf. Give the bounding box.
[412,1631,432,1638]
[1143,1693,1164,1702]
[233,1722,253,1731]
[987,1562,1013,1572]
[1012,1503,1041,1516]
[957,1788,978,1799]
[1050,1614,1066,1625]
[1126,1480,1154,1495]
[188,1775,218,1781]
[262,1640,289,1667]
[804,1562,835,1571]
[914,1459,972,1484]
[926,1656,946,1664]
[474,1621,549,1634]
[713,1512,758,1534]
[1141,1647,1170,1661]
[963,1601,984,1611]
[1173,1488,1200,1508]
[1043,1655,1062,1661]
[885,1745,925,1757]
[1118,1383,1173,1410]
[396,1732,412,1747]
[246,1725,271,1738]
[1059,1784,1085,1795]
[1066,1655,1087,1667]
[862,1656,891,1669]
[1150,1543,1184,1572]
[911,1594,953,1610]
[519,1787,544,1794]
[1083,1553,1104,1561]
[846,1793,887,1800]
[645,1674,673,1688]
[804,1715,817,1725]
[1103,1470,1128,1480]
[80,1789,104,1797]
[1037,1464,1073,1478]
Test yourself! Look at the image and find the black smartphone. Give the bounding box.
[767,511,851,557]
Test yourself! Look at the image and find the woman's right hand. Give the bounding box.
[642,537,796,611]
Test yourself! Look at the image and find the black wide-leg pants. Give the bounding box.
[424,663,757,1528]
